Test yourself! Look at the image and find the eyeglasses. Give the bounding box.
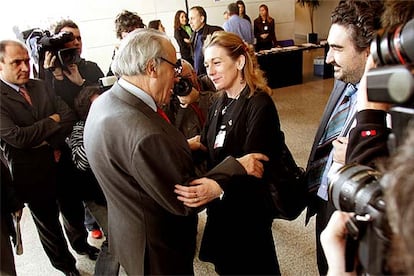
[159,57,182,77]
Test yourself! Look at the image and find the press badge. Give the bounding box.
[214,125,226,149]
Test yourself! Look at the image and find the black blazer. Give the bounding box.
[0,79,76,201]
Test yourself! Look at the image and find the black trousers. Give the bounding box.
[28,199,77,272]
[56,147,90,252]
[315,197,337,276]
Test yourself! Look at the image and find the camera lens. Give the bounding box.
[371,18,414,66]
[328,164,382,214]
[173,78,193,97]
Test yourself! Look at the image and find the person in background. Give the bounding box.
[236,0,251,23]
[148,19,166,33]
[43,18,102,259]
[223,2,254,44]
[175,31,286,275]
[107,9,146,76]
[1,160,24,276]
[84,28,268,275]
[163,59,214,140]
[68,85,120,275]
[0,39,79,276]
[253,4,277,51]
[174,10,194,66]
[223,10,230,21]
[189,6,223,76]
[304,0,384,274]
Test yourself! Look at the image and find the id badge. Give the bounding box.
[214,128,226,149]
[264,25,268,31]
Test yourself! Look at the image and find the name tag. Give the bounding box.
[264,26,268,31]
[214,127,226,149]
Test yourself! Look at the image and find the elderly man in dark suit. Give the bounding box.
[0,40,80,276]
[84,28,267,275]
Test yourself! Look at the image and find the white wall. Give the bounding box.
[1,0,326,73]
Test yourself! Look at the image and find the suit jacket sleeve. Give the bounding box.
[346,109,391,167]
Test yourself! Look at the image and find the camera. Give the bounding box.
[328,164,392,275]
[23,28,80,76]
[367,18,414,150]
[98,76,117,92]
[173,77,193,97]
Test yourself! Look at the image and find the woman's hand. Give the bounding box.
[175,177,223,207]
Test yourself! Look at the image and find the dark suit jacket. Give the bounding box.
[0,79,76,201]
[305,80,347,219]
[174,26,193,65]
[84,82,245,275]
[190,24,223,76]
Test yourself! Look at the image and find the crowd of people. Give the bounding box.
[1,0,414,275]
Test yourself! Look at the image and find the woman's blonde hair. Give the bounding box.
[203,31,271,96]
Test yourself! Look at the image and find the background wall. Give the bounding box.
[1,0,337,75]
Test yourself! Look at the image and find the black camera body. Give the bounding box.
[328,164,391,275]
[23,29,80,77]
[173,77,193,97]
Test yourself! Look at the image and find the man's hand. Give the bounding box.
[332,137,348,165]
[49,113,61,123]
[187,135,207,151]
[236,153,269,178]
[321,211,356,276]
[177,88,200,108]
[175,177,222,207]
[43,51,64,80]
[63,64,85,86]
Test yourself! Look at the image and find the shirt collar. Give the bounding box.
[118,78,157,111]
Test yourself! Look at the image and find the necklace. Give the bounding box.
[221,98,236,115]
[221,93,241,115]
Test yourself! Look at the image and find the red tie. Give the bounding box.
[157,107,171,123]
[19,86,32,106]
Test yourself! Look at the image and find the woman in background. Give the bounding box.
[175,31,285,274]
[174,10,194,65]
[148,19,166,33]
[236,0,251,23]
[254,4,277,51]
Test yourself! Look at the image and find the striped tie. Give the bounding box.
[307,84,357,191]
[19,86,32,106]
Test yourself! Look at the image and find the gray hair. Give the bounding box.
[111,28,169,76]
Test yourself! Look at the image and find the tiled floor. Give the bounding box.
[12,50,334,276]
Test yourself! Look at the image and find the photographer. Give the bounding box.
[345,0,414,166]
[42,19,103,260]
[163,59,216,140]
[322,125,414,275]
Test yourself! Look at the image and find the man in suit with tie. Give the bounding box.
[84,28,267,275]
[304,1,384,274]
[0,40,80,276]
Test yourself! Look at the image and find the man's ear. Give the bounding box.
[201,15,205,24]
[147,59,158,77]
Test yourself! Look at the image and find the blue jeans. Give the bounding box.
[84,200,120,275]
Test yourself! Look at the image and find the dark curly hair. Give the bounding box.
[74,85,101,120]
[54,19,79,34]
[115,10,145,39]
[331,0,384,53]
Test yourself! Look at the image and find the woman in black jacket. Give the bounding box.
[174,10,193,65]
